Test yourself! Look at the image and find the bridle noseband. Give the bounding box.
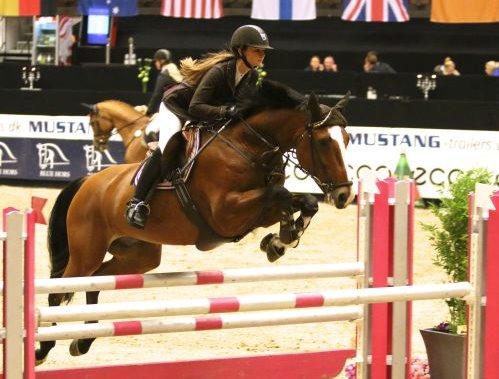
[90,113,148,148]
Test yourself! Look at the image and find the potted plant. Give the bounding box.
[421,168,493,379]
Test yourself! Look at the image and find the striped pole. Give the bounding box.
[36,306,363,341]
[1,262,364,295]
[37,282,472,323]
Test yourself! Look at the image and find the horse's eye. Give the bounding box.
[319,137,332,147]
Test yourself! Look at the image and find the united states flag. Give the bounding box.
[161,0,223,19]
[342,0,409,22]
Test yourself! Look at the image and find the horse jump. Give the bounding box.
[1,178,498,379]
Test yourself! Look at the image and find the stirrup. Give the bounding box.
[133,201,151,215]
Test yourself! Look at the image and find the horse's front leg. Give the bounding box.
[260,191,319,262]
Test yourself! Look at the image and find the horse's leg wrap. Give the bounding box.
[293,194,319,239]
[259,186,301,262]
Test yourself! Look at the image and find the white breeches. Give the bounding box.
[146,103,182,152]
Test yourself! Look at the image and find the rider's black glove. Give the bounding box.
[223,105,239,119]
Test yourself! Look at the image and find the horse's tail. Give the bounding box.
[47,177,86,302]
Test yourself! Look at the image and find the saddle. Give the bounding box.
[133,127,201,190]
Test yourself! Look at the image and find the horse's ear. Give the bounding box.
[81,103,98,115]
[307,93,322,122]
[334,91,351,111]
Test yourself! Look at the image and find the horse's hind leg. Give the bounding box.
[69,239,162,357]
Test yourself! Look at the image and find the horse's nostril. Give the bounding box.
[337,193,347,205]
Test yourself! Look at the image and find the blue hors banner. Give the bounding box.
[0,114,125,181]
[0,114,498,198]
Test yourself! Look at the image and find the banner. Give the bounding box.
[0,0,56,16]
[1,114,498,196]
[284,127,499,199]
[78,0,137,16]
[161,0,223,19]
[0,114,124,182]
[251,0,316,20]
[431,0,499,23]
[342,0,409,22]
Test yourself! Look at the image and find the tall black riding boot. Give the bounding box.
[125,148,163,229]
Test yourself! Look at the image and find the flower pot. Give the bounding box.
[420,328,466,379]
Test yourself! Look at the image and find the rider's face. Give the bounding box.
[244,47,266,67]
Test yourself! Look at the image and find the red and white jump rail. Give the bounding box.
[1,178,498,379]
[0,262,365,294]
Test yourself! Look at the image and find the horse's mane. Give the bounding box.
[237,79,305,117]
[98,100,142,118]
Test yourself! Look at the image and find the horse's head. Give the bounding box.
[294,92,353,209]
[82,102,113,152]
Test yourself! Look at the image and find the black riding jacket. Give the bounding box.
[189,58,258,121]
[147,69,177,115]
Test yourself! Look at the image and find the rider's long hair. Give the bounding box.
[180,50,234,86]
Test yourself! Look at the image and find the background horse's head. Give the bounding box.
[294,92,353,209]
[82,100,145,152]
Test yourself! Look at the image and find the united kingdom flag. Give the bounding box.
[341,0,410,22]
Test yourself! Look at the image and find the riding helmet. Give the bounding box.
[230,25,273,50]
[153,49,172,63]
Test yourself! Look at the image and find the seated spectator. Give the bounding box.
[363,51,395,74]
[442,59,460,76]
[434,57,460,76]
[484,61,499,77]
[323,55,338,72]
[305,55,323,72]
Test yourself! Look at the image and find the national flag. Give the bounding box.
[161,0,223,19]
[78,0,137,17]
[0,0,56,16]
[251,0,316,20]
[58,16,74,66]
[342,0,410,22]
[431,0,499,23]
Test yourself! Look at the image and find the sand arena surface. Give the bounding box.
[0,184,448,377]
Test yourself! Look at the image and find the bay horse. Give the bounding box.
[37,81,353,364]
[84,100,150,163]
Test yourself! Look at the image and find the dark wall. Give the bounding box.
[83,15,499,74]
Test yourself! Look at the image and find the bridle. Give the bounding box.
[216,109,353,193]
[90,113,148,149]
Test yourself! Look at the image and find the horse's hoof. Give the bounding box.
[69,340,82,356]
[260,233,275,252]
[260,233,285,262]
[35,349,47,366]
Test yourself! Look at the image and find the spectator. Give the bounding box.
[323,55,338,72]
[442,59,460,76]
[363,51,396,74]
[484,61,499,77]
[434,57,460,76]
[146,49,182,116]
[305,55,323,72]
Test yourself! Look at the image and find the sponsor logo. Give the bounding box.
[84,145,118,172]
[0,142,19,176]
[29,120,90,135]
[349,133,440,148]
[0,142,18,167]
[36,143,71,178]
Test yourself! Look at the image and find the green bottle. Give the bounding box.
[394,149,412,179]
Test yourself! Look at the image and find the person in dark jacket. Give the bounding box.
[125,25,273,229]
[363,51,396,74]
[146,49,180,116]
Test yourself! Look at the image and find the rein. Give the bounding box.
[91,114,148,148]
[206,114,352,192]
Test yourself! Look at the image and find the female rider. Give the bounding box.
[126,25,273,229]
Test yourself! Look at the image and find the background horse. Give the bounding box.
[38,81,353,364]
[84,100,150,163]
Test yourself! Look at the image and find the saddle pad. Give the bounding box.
[133,128,200,190]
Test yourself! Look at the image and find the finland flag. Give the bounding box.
[251,0,316,20]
